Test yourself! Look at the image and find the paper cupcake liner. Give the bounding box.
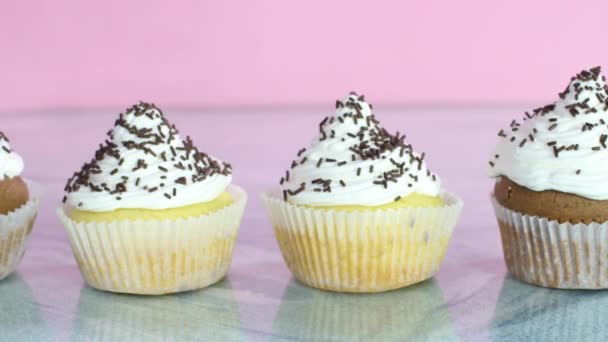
[57,185,247,295]
[262,191,463,293]
[492,196,608,289]
[0,181,40,281]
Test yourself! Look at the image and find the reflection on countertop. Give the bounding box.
[70,279,244,341]
[492,275,608,341]
[0,275,52,341]
[271,279,457,341]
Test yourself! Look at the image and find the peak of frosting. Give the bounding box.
[64,102,232,211]
[557,66,607,108]
[0,132,24,180]
[489,66,608,199]
[280,92,440,206]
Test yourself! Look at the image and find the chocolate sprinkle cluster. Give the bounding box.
[491,66,608,167]
[0,131,14,180]
[281,92,437,202]
[0,132,12,155]
[64,102,231,206]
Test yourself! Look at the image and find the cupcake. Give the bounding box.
[489,66,608,289]
[0,132,39,280]
[57,102,247,295]
[262,92,463,293]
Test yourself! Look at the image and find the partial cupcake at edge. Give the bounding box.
[489,66,608,289]
[57,102,247,295]
[262,92,463,293]
[0,131,40,280]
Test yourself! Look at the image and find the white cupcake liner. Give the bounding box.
[492,196,608,289]
[262,191,463,293]
[57,185,247,295]
[0,180,41,280]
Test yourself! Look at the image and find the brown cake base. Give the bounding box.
[0,176,29,215]
[493,176,608,289]
[494,176,608,224]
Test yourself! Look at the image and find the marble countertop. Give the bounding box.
[2,107,606,342]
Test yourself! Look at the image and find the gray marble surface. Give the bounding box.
[1,107,606,341]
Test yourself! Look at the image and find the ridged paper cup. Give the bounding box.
[262,190,463,293]
[0,180,40,281]
[57,185,247,295]
[492,196,608,289]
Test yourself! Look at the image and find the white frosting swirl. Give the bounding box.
[0,132,24,180]
[280,93,440,206]
[488,67,608,200]
[65,102,232,211]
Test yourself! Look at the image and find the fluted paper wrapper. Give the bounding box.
[57,185,247,295]
[0,181,40,281]
[262,191,463,293]
[492,196,608,289]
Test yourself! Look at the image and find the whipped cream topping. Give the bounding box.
[489,66,608,200]
[280,92,440,206]
[0,132,24,180]
[64,102,232,212]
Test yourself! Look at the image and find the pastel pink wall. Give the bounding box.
[2,1,608,111]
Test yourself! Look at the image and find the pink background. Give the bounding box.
[2,1,608,111]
